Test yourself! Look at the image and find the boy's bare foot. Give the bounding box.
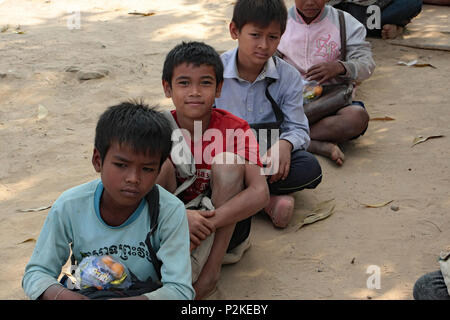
[264,194,295,228]
[382,24,404,39]
[194,270,220,300]
[308,140,344,166]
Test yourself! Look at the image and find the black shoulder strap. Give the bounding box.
[144,185,162,281]
[264,56,284,126]
[338,10,347,61]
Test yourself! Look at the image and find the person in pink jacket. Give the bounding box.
[278,0,375,166]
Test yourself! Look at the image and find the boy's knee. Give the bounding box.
[347,105,369,133]
[210,152,245,195]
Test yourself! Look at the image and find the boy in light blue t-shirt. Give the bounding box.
[22,102,194,300]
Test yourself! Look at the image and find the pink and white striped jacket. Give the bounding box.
[278,5,375,84]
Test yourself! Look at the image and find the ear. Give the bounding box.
[215,81,224,98]
[92,148,102,173]
[229,21,240,40]
[162,80,172,98]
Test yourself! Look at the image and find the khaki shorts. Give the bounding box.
[190,233,251,282]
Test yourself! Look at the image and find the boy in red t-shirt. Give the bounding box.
[156,41,269,299]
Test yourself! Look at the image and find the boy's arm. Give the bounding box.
[277,66,311,152]
[143,200,195,300]
[338,13,376,82]
[207,162,269,230]
[22,202,75,300]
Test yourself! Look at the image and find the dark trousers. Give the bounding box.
[413,270,450,300]
[268,149,322,195]
[334,0,423,37]
[228,150,322,251]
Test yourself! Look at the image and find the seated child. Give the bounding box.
[329,0,423,39]
[214,0,323,228]
[22,102,195,300]
[414,270,450,300]
[156,41,270,300]
[278,0,376,166]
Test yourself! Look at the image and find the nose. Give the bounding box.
[125,168,140,184]
[189,83,201,97]
[258,37,268,49]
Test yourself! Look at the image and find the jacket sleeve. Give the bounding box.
[338,12,376,83]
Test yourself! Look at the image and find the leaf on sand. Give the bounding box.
[296,199,335,231]
[37,104,48,120]
[18,238,36,244]
[359,200,394,208]
[411,135,444,147]
[128,12,156,17]
[397,60,436,69]
[1,25,9,33]
[370,116,395,121]
[17,205,52,212]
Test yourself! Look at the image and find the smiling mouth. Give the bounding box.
[186,101,204,106]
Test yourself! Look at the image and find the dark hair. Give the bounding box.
[95,100,172,167]
[232,0,287,35]
[162,41,224,87]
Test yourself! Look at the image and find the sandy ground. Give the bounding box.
[1,0,449,300]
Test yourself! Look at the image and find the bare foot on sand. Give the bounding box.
[382,24,404,39]
[308,140,345,166]
[264,194,295,228]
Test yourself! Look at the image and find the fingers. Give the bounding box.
[269,158,290,183]
[305,63,334,84]
[199,210,215,218]
[187,210,216,247]
[190,236,201,251]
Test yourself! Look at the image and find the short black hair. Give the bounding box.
[232,0,287,35]
[95,100,172,167]
[162,41,224,87]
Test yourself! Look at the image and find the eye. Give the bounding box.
[114,163,127,168]
[250,33,259,38]
[270,35,279,40]
[201,80,213,86]
[143,167,157,173]
[177,80,189,86]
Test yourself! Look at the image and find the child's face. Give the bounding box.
[230,21,281,73]
[92,142,160,213]
[162,62,222,124]
[295,0,327,20]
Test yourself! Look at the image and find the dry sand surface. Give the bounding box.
[1,0,449,300]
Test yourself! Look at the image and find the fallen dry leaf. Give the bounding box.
[128,12,156,17]
[412,135,444,147]
[37,104,48,120]
[397,60,436,69]
[359,200,394,208]
[17,205,52,212]
[17,238,36,244]
[296,199,335,231]
[1,25,9,33]
[370,116,395,121]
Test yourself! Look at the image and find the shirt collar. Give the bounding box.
[224,47,280,82]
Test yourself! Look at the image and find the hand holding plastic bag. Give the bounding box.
[74,255,132,290]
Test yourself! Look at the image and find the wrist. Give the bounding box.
[337,61,346,75]
[280,139,293,151]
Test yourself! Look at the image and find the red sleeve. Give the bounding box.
[214,109,263,167]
